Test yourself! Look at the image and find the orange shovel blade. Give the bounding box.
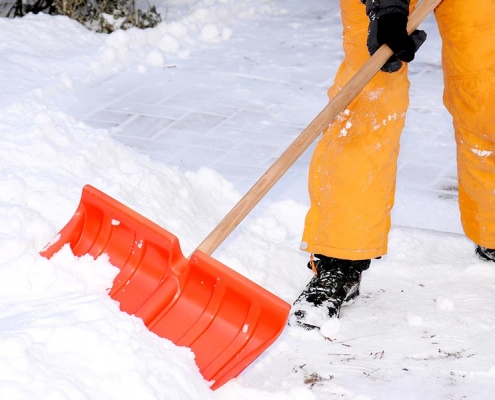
[40,185,290,389]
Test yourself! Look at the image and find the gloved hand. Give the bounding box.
[367,12,427,72]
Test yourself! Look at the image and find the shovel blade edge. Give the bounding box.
[143,249,290,389]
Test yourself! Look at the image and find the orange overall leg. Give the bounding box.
[301,0,418,260]
[435,0,495,248]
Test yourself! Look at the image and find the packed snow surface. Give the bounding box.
[1,0,494,399]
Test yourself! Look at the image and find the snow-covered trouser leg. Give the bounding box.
[301,0,418,260]
[435,1,495,249]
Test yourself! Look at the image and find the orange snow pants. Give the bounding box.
[301,0,495,260]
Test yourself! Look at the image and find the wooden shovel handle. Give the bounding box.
[196,0,442,256]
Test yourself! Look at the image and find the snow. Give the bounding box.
[1,0,494,399]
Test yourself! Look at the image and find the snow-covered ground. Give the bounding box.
[1,0,494,399]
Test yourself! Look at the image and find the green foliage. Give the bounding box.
[4,0,55,17]
[4,0,162,33]
[54,0,162,33]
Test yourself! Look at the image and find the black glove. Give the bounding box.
[367,12,427,72]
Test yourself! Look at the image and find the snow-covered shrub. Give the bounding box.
[1,0,162,33]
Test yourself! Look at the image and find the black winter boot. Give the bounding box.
[290,254,370,330]
[476,245,495,262]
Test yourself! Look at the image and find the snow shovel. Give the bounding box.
[40,0,440,390]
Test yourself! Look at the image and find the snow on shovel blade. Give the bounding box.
[40,185,290,389]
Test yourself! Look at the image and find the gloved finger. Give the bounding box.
[395,29,427,63]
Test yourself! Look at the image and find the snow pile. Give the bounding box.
[93,0,275,74]
[0,94,310,399]
[0,99,217,398]
[0,14,102,106]
[0,0,275,101]
[0,48,308,396]
[0,251,213,400]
